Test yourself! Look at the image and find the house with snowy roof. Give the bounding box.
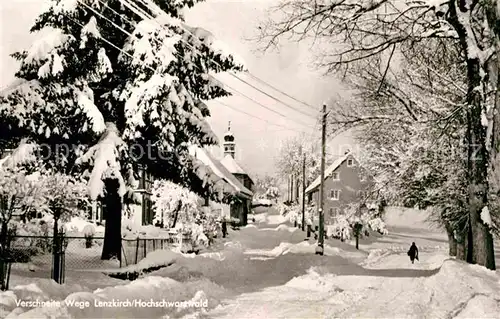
[219,122,254,224]
[305,151,374,224]
[190,145,253,226]
[220,122,254,190]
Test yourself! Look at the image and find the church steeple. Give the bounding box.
[223,121,235,158]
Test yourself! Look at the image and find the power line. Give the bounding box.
[246,72,316,110]
[213,100,311,133]
[221,82,315,128]
[85,0,315,129]
[131,0,310,122]
[230,73,316,119]
[127,0,317,121]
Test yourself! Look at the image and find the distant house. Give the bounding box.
[87,164,154,226]
[89,121,255,227]
[219,122,254,226]
[191,146,253,226]
[305,152,374,224]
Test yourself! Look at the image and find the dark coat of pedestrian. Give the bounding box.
[407,242,419,264]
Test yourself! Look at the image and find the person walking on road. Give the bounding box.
[407,242,419,264]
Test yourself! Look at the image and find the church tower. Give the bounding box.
[223,121,235,158]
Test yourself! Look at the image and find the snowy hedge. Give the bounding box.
[151,179,220,247]
[327,204,388,241]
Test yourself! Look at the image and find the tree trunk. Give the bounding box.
[456,241,466,260]
[465,64,496,269]
[454,226,467,260]
[449,0,496,271]
[171,200,182,229]
[101,179,122,260]
[445,223,457,257]
[295,175,300,204]
[0,221,8,251]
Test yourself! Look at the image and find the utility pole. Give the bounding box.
[294,174,298,204]
[316,103,327,255]
[301,151,306,231]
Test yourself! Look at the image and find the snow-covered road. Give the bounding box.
[1,207,499,318]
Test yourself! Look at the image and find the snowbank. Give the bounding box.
[361,245,446,269]
[251,198,272,207]
[259,224,298,232]
[104,249,181,280]
[251,213,268,223]
[209,259,500,318]
[244,241,356,258]
[65,217,105,235]
[112,249,178,273]
[10,275,228,319]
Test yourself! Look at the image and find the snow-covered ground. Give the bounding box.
[1,207,499,318]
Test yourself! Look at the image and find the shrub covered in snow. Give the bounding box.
[151,180,222,249]
[8,219,52,257]
[327,203,388,241]
[152,180,201,229]
[326,217,352,241]
[82,224,95,248]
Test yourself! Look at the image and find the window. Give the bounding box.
[347,159,354,167]
[142,195,154,225]
[330,189,340,200]
[332,172,339,180]
[329,207,339,216]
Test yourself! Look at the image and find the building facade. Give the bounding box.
[305,153,374,224]
[219,122,254,226]
[86,121,255,228]
[192,146,253,226]
[88,164,155,226]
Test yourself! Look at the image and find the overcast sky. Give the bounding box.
[0,0,354,178]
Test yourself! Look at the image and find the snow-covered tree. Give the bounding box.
[0,0,244,260]
[0,141,45,249]
[42,171,89,234]
[275,134,327,203]
[254,175,280,201]
[151,179,200,228]
[0,140,88,248]
[151,179,219,246]
[258,0,499,270]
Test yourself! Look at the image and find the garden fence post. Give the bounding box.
[119,239,123,268]
[135,237,140,264]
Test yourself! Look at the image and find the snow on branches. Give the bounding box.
[151,179,200,228]
[151,179,219,240]
[0,140,88,240]
[1,0,246,213]
[77,123,128,200]
[327,203,388,241]
[275,135,322,185]
[0,162,45,228]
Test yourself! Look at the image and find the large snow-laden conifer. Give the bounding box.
[0,0,245,260]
